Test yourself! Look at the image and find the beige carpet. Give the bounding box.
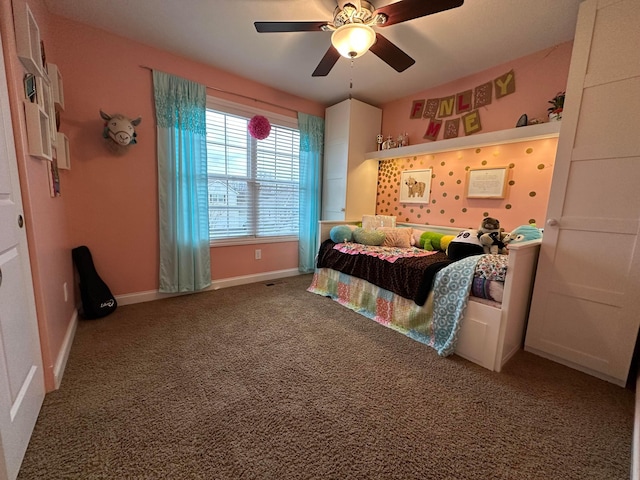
[19,274,634,479]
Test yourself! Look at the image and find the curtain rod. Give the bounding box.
[139,65,299,114]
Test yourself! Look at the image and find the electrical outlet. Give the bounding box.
[255,249,261,260]
[63,282,68,302]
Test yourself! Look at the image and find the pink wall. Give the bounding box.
[46,15,325,295]
[212,242,299,280]
[380,42,573,147]
[1,0,76,391]
[375,42,573,231]
[1,2,324,391]
[376,137,558,232]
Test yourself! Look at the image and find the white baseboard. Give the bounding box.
[524,346,626,387]
[115,268,302,306]
[53,309,78,390]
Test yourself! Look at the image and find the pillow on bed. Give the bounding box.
[353,227,386,246]
[330,225,354,243]
[362,215,396,230]
[376,227,413,248]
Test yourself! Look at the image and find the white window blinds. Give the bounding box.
[205,107,300,242]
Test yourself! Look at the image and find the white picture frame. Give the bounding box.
[400,169,432,204]
[466,166,508,199]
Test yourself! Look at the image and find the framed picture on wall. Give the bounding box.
[466,166,508,199]
[399,169,432,204]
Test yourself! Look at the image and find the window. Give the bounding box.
[205,99,300,244]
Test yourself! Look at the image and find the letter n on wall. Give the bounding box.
[437,96,455,118]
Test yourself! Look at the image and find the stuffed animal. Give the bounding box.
[479,231,507,254]
[447,229,485,260]
[503,224,543,245]
[477,217,501,236]
[419,231,455,251]
[477,217,507,254]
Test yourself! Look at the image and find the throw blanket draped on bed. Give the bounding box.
[316,240,452,306]
[430,254,483,355]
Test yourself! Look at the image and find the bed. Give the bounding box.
[307,221,541,372]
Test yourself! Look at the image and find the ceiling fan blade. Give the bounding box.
[374,0,464,27]
[254,21,328,33]
[369,33,415,72]
[312,46,341,77]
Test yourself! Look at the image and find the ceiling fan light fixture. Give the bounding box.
[331,23,376,59]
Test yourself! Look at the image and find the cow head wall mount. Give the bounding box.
[100,109,142,155]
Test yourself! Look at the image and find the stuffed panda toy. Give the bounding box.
[447,229,485,261]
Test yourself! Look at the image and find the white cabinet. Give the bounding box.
[525,0,640,386]
[322,98,381,221]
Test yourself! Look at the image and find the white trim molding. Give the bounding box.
[115,269,302,306]
[53,309,78,390]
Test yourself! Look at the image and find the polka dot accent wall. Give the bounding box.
[375,138,558,231]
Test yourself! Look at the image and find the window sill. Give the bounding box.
[210,236,298,248]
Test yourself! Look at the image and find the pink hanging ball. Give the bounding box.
[248,115,271,140]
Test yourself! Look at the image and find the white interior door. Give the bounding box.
[0,29,45,480]
[525,0,640,386]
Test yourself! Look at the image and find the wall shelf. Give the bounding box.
[35,76,56,146]
[48,63,64,111]
[365,121,562,161]
[23,100,52,160]
[14,2,44,77]
[56,132,70,170]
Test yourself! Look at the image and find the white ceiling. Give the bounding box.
[43,0,583,107]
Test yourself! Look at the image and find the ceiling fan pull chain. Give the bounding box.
[349,58,354,98]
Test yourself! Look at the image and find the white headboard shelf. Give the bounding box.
[365,121,561,161]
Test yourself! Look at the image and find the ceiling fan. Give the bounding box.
[254,0,464,77]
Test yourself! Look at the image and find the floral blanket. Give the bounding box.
[308,254,483,357]
[475,254,508,281]
[333,242,438,263]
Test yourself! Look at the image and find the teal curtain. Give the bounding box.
[297,112,324,273]
[153,70,211,292]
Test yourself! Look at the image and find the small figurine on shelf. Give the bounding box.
[548,91,565,121]
[382,135,396,150]
[397,132,409,148]
[376,134,383,151]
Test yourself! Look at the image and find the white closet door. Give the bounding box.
[525,0,640,386]
[322,100,350,221]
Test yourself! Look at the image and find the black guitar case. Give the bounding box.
[72,245,117,319]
